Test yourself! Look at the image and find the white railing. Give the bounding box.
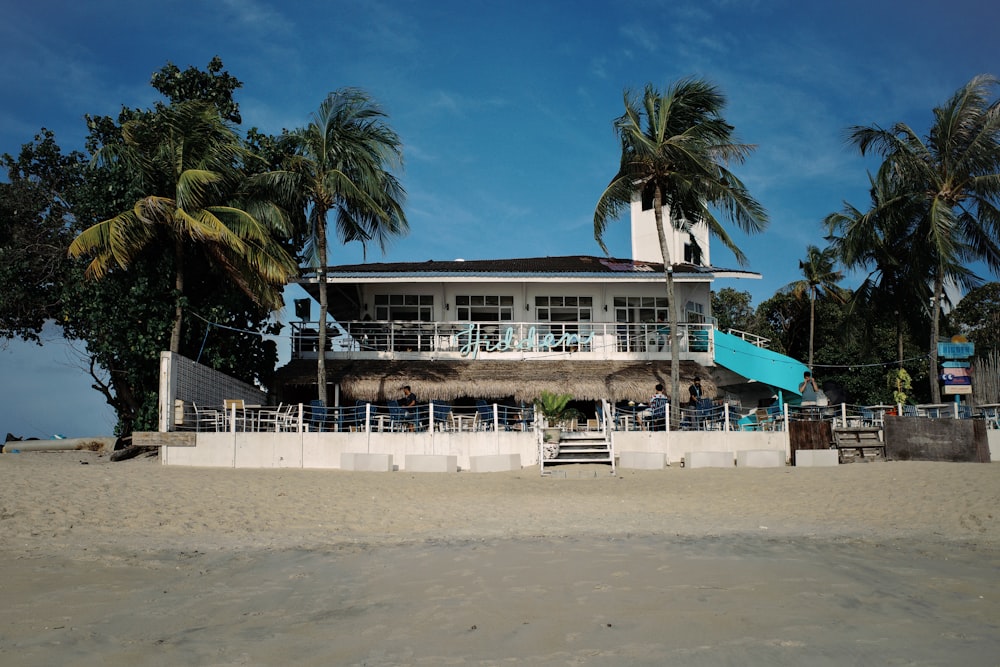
[290,320,715,360]
[173,400,993,434]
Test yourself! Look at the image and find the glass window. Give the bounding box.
[455,294,516,322]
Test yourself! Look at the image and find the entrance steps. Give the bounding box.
[540,431,615,475]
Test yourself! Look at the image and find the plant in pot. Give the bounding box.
[535,391,580,457]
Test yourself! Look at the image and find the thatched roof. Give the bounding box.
[274,359,714,403]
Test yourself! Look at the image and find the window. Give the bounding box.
[455,295,514,322]
[534,296,593,351]
[374,294,433,321]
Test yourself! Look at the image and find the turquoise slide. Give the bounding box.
[713,330,809,397]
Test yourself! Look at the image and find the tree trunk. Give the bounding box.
[653,190,681,426]
[316,207,329,406]
[808,287,815,371]
[929,267,943,403]
[169,236,185,354]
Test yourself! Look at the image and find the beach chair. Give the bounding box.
[647,397,668,431]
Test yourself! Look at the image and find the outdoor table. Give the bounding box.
[917,403,951,418]
[977,403,1000,428]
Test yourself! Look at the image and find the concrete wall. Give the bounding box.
[160,428,791,470]
[611,430,788,466]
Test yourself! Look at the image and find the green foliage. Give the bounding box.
[0,58,292,434]
[951,282,1000,357]
[886,368,912,405]
[535,391,579,423]
[711,288,755,333]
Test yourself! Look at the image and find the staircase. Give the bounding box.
[539,430,615,475]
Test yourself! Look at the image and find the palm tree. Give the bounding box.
[594,78,768,418]
[69,101,298,354]
[287,89,407,405]
[848,74,1000,402]
[825,169,937,368]
[786,245,845,371]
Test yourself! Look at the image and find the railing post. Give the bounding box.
[840,402,848,428]
[365,402,371,433]
[493,402,500,432]
[429,401,436,431]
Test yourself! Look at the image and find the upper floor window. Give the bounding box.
[455,295,514,322]
[535,296,592,322]
[374,294,433,321]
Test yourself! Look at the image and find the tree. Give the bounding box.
[0,130,84,341]
[69,100,299,354]
[594,79,768,418]
[286,89,408,405]
[710,287,755,333]
[825,169,936,367]
[848,74,1000,402]
[786,245,845,371]
[951,282,1000,356]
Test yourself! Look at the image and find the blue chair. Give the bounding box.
[308,399,328,432]
[648,397,668,431]
[475,399,495,431]
[737,413,759,431]
[431,402,452,430]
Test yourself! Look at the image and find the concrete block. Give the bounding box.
[794,449,839,467]
[737,449,786,468]
[618,451,667,470]
[341,452,394,472]
[685,451,735,468]
[404,454,458,473]
[469,454,521,472]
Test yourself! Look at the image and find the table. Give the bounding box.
[615,405,646,431]
[917,403,951,418]
[449,413,477,432]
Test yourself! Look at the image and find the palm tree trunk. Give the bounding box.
[653,190,680,426]
[808,287,815,371]
[169,236,185,354]
[316,210,329,406]
[929,267,944,403]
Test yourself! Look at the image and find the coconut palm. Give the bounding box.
[594,78,767,418]
[69,100,298,353]
[287,89,407,405]
[785,245,845,372]
[848,74,1000,402]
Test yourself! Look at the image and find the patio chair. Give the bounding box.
[307,399,336,432]
[223,399,247,431]
[191,402,223,432]
[259,403,297,432]
[474,399,495,431]
[431,402,452,431]
[647,397,668,431]
[737,413,759,431]
[902,404,919,417]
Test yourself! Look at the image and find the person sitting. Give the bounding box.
[643,384,668,429]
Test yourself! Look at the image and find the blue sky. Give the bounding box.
[1,0,996,437]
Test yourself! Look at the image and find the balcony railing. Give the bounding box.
[290,320,716,360]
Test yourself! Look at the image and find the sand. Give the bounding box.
[1,450,999,665]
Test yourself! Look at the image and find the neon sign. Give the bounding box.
[455,323,594,358]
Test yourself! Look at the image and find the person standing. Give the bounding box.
[799,371,819,404]
[400,385,418,429]
[688,377,703,405]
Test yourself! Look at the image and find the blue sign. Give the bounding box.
[938,342,974,359]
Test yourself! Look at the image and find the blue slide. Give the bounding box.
[713,330,809,397]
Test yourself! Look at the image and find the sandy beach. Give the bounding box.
[1,450,999,665]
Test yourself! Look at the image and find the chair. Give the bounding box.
[647,397,668,431]
[431,403,452,431]
[475,399,495,431]
[902,404,918,417]
[388,400,416,431]
[737,413,759,431]
[307,400,333,432]
[223,399,246,431]
[192,402,223,432]
[260,403,297,432]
